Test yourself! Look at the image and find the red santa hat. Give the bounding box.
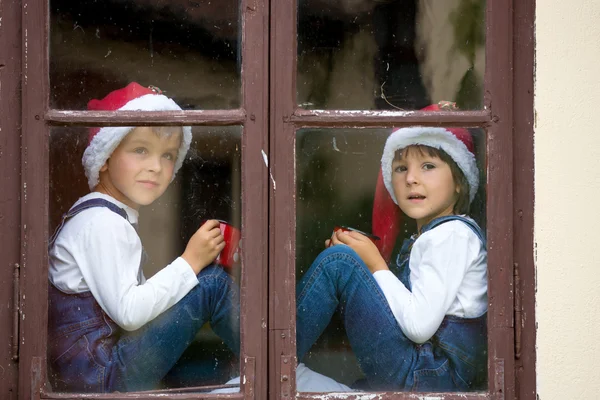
[372,102,479,262]
[82,82,192,190]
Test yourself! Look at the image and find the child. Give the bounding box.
[48,83,240,393]
[296,123,487,392]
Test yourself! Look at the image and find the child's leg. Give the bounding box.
[109,265,240,392]
[296,245,417,390]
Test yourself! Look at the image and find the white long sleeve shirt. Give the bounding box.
[373,219,487,344]
[49,192,199,331]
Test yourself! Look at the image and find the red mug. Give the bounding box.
[328,226,381,247]
[212,220,241,269]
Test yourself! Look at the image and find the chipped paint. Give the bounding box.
[23,28,27,84]
[261,149,276,190]
[298,393,478,400]
[304,109,418,117]
[332,137,341,152]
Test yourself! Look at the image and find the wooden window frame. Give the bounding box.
[17,0,269,399]
[268,1,535,400]
[0,0,535,399]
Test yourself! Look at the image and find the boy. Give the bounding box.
[48,83,240,392]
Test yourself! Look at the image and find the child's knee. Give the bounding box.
[321,244,359,258]
[197,264,229,280]
[316,245,365,269]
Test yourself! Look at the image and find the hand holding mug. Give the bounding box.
[328,226,388,274]
[182,219,226,274]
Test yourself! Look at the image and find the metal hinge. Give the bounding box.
[12,262,20,362]
[278,329,293,399]
[514,262,522,359]
[280,354,292,399]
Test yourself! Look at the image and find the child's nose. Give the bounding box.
[405,168,419,185]
[147,155,162,172]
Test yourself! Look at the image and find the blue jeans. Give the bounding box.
[49,265,240,392]
[296,245,486,391]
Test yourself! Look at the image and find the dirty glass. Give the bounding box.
[297,0,486,110]
[295,127,487,392]
[50,0,241,109]
[48,126,242,393]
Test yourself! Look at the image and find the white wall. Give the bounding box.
[536,2,600,399]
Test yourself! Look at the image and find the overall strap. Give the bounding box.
[421,215,486,247]
[49,198,129,248]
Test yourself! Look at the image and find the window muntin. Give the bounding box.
[297,0,486,110]
[50,0,241,110]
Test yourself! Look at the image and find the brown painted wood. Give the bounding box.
[269,0,298,399]
[291,109,491,128]
[0,0,22,397]
[485,1,516,399]
[42,393,243,400]
[45,110,246,126]
[240,0,270,399]
[19,0,50,399]
[513,0,536,399]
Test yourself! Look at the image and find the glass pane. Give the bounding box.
[297,1,486,110]
[48,125,242,393]
[50,0,241,109]
[295,127,487,392]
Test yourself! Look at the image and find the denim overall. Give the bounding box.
[296,215,487,392]
[48,199,240,392]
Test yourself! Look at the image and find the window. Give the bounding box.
[2,0,535,399]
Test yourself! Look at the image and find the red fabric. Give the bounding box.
[420,104,473,153]
[87,82,155,141]
[372,168,402,262]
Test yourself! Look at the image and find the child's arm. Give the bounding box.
[373,223,484,343]
[330,230,389,273]
[74,215,223,331]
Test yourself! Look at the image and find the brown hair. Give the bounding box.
[393,145,471,215]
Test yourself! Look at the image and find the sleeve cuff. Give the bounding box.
[373,269,399,291]
[172,256,200,288]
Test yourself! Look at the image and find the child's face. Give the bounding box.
[391,148,459,231]
[98,126,182,209]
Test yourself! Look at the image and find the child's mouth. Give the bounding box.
[408,194,425,200]
[139,180,159,188]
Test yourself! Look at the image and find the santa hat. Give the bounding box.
[372,102,479,262]
[82,82,192,190]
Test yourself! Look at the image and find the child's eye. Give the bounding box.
[163,153,175,161]
[133,147,147,155]
[422,163,436,170]
[394,165,407,173]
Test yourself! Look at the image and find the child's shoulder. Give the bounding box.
[64,193,136,233]
[420,217,483,244]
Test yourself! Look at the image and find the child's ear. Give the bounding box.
[99,161,109,172]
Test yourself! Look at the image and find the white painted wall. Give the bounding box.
[536,2,600,399]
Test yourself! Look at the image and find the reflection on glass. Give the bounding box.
[296,127,487,392]
[297,1,486,110]
[50,0,241,109]
[48,126,242,393]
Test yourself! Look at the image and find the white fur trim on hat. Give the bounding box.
[380,126,479,204]
[82,93,192,189]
